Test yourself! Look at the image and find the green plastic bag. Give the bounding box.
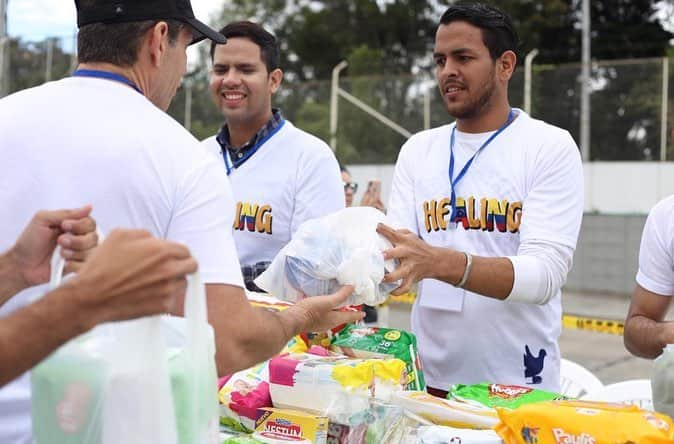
[330,325,425,391]
[449,383,568,409]
[31,249,218,444]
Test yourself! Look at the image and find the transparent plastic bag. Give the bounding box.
[31,247,218,444]
[255,207,400,306]
[653,344,674,419]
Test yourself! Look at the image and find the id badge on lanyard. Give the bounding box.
[419,110,516,311]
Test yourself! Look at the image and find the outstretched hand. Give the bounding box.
[287,285,365,333]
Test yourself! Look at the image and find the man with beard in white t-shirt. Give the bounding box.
[378,3,583,396]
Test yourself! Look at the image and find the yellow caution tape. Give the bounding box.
[562,314,624,336]
[388,292,417,305]
[387,293,624,335]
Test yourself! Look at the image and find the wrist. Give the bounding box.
[1,249,30,296]
[276,307,305,339]
[657,322,674,351]
[431,248,467,285]
[38,281,94,339]
[53,277,99,332]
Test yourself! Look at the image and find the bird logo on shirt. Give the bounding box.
[523,345,547,385]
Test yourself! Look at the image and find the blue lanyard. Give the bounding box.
[72,69,143,95]
[448,109,515,222]
[222,119,286,176]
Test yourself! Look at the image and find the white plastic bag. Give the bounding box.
[652,344,674,419]
[31,246,218,444]
[254,207,399,306]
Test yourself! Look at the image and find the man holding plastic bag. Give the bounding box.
[379,3,584,395]
[0,0,363,442]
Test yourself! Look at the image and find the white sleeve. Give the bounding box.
[636,197,674,296]
[387,139,420,233]
[507,241,574,304]
[506,131,584,304]
[290,147,345,235]
[167,156,244,287]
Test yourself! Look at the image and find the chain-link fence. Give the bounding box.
[2,36,673,163]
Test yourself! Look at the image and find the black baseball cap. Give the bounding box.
[75,0,226,45]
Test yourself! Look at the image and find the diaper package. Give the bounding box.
[495,400,674,443]
[449,383,567,410]
[218,362,272,433]
[254,207,400,306]
[268,352,407,417]
[331,325,425,392]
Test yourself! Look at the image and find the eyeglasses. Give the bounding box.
[343,182,358,193]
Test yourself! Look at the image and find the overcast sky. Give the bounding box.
[6,0,222,40]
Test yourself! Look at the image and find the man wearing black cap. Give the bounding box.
[0,1,362,442]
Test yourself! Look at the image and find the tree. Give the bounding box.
[191,0,673,161]
[8,38,72,94]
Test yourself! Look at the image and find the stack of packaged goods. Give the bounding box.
[215,209,674,442]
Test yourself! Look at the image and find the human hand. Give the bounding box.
[64,229,198,327]
[9,206,98,288]
[284,285,364,333]
[360,180,386,212]
[360,194,386,212]
[376,223,444,295]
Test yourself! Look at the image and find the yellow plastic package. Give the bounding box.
[495,400,674,444]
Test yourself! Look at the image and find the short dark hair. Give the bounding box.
[78,19,184,67]
[439,3,519,61]
[209,21,280,73]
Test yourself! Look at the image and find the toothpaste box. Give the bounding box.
[254,407,328,444]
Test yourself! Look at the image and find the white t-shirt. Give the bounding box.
[0,76,244,443]
[202,121,344,267]
[636,195,674,296]
[387,110,583,391]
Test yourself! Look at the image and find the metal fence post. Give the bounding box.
[330,61,348,152]
[524,49,538,115]
[45,38,54,82]
[423,87,431,130]
[661,57,669,161]
[0,37,8,98]
[580,0,591,161]
[184,80,193,132]
[0,0,8,98]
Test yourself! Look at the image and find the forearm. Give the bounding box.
[431,240,572,304]
[0,283,90,387]
[624,315,672,359]
[0,250,29,306]
[431,248,514,300]
[214,306,302,375]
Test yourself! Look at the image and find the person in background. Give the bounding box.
[203,21,344,291]
[340,164,358,208]
[378,2,583,395]
[0,2,361,441]
[0,207,199,388]
[624,195,674,359]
